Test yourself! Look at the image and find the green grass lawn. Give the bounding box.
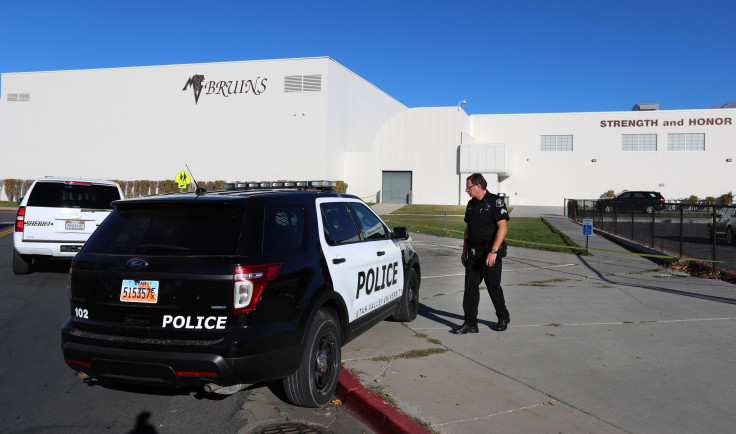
[381,205,581,254]
[0,201,18,208]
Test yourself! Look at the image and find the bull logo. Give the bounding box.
[183,74,205,105]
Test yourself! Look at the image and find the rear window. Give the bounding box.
[82,203,245,256]
[27,182,120,209]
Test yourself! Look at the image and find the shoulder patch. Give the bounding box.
[496,199,505,208]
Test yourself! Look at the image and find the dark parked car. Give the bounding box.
[597,191,665,214]
[707,205,736,244]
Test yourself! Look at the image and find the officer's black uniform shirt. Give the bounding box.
[464,191,510,247]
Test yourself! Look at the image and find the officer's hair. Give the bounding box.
[467,173,487,190]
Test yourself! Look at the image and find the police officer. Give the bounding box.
[451,173,510,334]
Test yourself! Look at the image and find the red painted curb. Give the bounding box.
[336,365,429,434]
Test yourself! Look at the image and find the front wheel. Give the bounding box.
[645,205,655,214]
[390,268,419,322]
[283,309,341,407]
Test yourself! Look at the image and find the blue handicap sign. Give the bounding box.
[582,218,593,236]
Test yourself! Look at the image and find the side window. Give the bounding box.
[263,205,304,254]
[320,202,360,245]
[348,202,389,240]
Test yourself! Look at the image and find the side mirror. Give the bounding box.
[393,226,409,240]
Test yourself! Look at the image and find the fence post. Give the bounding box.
[679,205,684,258]
[443,211,447,229]
[712,205,717,271]
[631,207,635,241]
[651,207,655,248]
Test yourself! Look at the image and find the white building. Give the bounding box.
[2,56,734,206]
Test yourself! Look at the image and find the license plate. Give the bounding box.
[65,221,85,230]
[120,280,159,303]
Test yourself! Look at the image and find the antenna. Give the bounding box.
[185,164,206,196]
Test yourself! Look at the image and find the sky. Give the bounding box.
[1,0,734,115]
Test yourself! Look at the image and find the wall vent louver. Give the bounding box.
[6,93,30,102]
[284,75,322,92]
[302,75,321,91]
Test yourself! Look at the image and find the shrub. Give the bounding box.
[720,191,734,206]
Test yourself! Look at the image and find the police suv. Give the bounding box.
[61,181,420,407]
[13,177,123,274]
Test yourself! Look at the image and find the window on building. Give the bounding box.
[540,135,573,152]
[667,133,705,151]
[622,134,657,152]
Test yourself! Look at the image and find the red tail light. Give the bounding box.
[233,263,282,314]
[15,206,26,232]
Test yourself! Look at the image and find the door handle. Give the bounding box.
[376,251,386,256]
[332,258,346,264]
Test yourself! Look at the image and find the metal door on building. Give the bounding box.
[381,171,412,204]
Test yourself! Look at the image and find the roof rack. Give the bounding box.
[222,180,337,192]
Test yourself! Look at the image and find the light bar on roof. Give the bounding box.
[222,180,337,192]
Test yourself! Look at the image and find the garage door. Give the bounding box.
[382,171,412,204]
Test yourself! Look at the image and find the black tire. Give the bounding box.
[604,204,613,213]
[728,227,734,245]
[13,250,32,275]
[390,268,419,322]
[645,205,655,214]
[283,308,341,407]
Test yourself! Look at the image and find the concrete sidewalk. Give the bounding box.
[339,211,736,433]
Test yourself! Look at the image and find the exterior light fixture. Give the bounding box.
[591,159,597,163]
[457,100,467,111]
[727,158,733,162]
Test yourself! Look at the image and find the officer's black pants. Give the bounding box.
[463,250,509,327]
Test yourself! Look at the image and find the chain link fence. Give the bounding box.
[566,199,736,275]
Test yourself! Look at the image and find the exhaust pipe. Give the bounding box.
[76,371,90,380]
[203,383,246,395]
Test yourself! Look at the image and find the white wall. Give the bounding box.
[345,107,468,204]
[2,57,734,207]
[470,110,736,205]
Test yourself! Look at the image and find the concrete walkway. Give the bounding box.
[340,209,736,433]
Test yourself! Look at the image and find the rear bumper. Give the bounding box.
[14,234,83,258]
[62,340,303,388]
[61,314,305,388]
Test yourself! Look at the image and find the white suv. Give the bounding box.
[13,177,123,274]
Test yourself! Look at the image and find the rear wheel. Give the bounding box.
[13,250,32,275]
[283,308,341,407]
[645,205,655,214]
[390,268,419,322]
